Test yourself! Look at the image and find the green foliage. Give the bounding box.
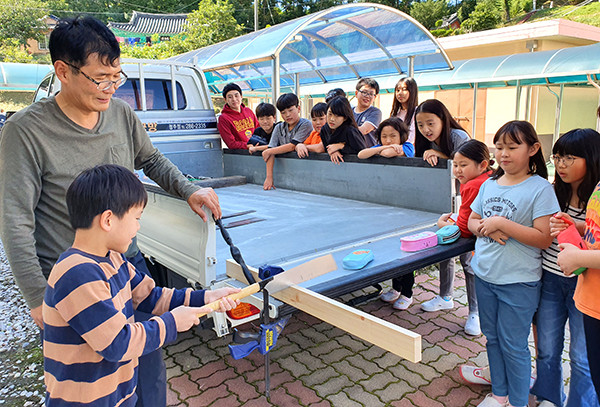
[462,0,502,31]
[184,0,244,49]
[0,39,34,63]
[457,0,477,21]
[411,0,450,30]
[0,0,47,46]
[119,35,188,59]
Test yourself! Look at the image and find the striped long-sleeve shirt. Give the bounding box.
[43,248,205,406]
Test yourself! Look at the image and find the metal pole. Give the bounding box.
[254,0,258,32]
[170,64,178,111]
[139,62,146,112]
[472,83,478,138]
[515,80,521,120]
[294,73,300,98]
[408,56,415,78]
[525,86,531,122]
[553,84,564,146]
[272,55,280,113]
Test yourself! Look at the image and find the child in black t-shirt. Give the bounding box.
[320,96,366,164]
[248,103,278,154]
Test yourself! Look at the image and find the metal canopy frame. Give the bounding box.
[170,3,452,103]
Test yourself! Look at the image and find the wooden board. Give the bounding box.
[226,259,421,363]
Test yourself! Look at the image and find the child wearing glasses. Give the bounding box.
[353,77,382,148]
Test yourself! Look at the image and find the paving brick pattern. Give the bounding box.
[165,265,569,406]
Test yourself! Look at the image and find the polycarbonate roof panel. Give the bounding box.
[414,43,600,91]
[0,62,53,91]
[169,3,451,93]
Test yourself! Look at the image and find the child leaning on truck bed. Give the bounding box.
[295,102,327,158]
[261,93,312,190]
[43,164,240,406]
[217,83,258,150]
[248,102,279,155]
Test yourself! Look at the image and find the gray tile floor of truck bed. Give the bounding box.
[216,184,441,290]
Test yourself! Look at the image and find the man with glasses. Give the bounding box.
[353,77,382,147]
[0,16,220,407]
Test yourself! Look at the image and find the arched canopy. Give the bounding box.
[0,62,53,91]
[410,42,600,91]
[169,3,452,96]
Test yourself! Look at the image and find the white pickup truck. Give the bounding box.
[34,59,474,360]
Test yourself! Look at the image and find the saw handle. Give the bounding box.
[196,282,261,318]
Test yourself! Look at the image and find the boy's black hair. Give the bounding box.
[50,16,120,68]
[255,102,276,118]
[276,93,299,112]
[356,78,380,95]
[553,128,600,213]
[223,83,242,99]
[327,96,358,129]
[325,88,346,103]
[376,117,409,144]
[311,102,327,118]
[66,164,148,229]
[492,120,547,180]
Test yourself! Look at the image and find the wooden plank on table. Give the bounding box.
[226,259,422,363]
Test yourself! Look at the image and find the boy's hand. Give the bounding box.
[329,151,344,165]
[248,144,258,154]
[204,287,241,304]
[187,187,221,221]
[31,305,43,328]
[423,149,439,166]
[171,306,204,332]
[296,143,309,158]
[557,243,582,276]
[262,149,273,162]
[263,176,275,190]
[550,212,573,237]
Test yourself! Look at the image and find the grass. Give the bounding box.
[0,343,45,406]
[0,91,33,113]
[515,2,600,28]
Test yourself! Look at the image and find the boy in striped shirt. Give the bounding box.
[43,165,239,406]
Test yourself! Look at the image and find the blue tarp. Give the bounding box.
[169,3,452,95]
[0,62,53,91]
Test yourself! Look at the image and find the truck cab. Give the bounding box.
[32,59,223,179]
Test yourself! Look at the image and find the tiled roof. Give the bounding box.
[108,11,187,35]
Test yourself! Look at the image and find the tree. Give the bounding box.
[0,0,47,46]
[457,0,477,22]
[184,0,244,49]
[461,0,502,31]
[0,39,34,63]
[411,0,450,30]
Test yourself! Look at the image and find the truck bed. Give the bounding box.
[217,184,474,299]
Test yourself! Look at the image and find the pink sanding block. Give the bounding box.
[401,231,438,252]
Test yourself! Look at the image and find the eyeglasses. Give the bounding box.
[357,89,376,98]
[62,61,128,91]
[551,154,578,167]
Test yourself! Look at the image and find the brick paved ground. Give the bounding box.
[165,264,570,406]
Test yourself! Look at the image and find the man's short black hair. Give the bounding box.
[223,83,242,99]
[325,88,346,103]
[276,93,299,112]
[49,16,120,68]
[256,102,276,118]
[356,78,380,95]
[66,165,148,230]
[311,102,327,118]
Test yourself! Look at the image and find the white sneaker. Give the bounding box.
[465,313,481,336]
[421,295,454,312]
[477,394,507,407]
[380,289,400,303]
[538,400,558,407]
[459,365,491,385]
[392,295,413,310]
